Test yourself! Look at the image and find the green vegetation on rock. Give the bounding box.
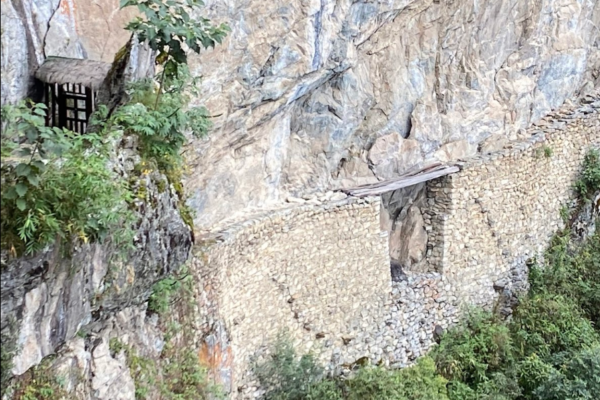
[253,334,449,400]
[148,275,183,315]
[0,101,135,256]
[4,356,74,400]
[1,0,230,256]
[111,265,223,400]
[574,148,600,201]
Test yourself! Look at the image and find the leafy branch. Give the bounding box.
[120,0,230,109]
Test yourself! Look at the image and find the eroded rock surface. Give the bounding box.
[0,0,136,105]
[2,0,598,229]
[0,158,191,377]
[184,0,600,230]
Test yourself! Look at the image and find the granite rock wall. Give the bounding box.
[184,0,600,230]
[2,0,599,232]
[0,0,136,105]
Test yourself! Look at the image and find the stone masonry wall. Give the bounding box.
[191,94,598,399]
[424,95,600,307]
[192,197,391,397]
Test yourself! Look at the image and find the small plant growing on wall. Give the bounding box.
[535,145,553,160]
[574,148,600,201]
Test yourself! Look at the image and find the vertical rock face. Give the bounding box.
[0,0,136,105]
[382,184,429,272]
[2,0,599,229]
[182,0,599,230]
[0,149,192,379]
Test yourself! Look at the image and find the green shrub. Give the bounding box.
[0,318,18,397]
[516,354,554,399]
[530,229,600,329]
[533,347,600,400]
[1,101,134,256]
[574,149,600,200]
[254,337,449,400]
[471,370,522,400]
[446,370,522,400]
[510,294,599,359]
[253,334,328,400]
[433,310,514,386]
[109,69,211,173]
[303,379,343,400]
[147,276,182,315]
[6,356,73,400]
[343,357,449,400]
[446,380,477,400]
[159,347,220,400]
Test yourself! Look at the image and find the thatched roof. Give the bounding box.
[35,57,112,88]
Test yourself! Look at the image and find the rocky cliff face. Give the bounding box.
[1,0,599,397]
[0,140,192,382]
[2,0,598,230]
[0,150,194,399]
[0,33,193,398]
[0,0,136,105]
[183,0,600,230]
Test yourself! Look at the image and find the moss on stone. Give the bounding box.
[136,181,148,201]
[179,204,195,232]
[155,177,167,194]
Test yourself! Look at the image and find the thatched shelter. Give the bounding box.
[35,57,112,133]
[35,57,111,89]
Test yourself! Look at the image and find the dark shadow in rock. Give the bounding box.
[391,260,407,282]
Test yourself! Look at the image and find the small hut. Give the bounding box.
[35,57,112,133]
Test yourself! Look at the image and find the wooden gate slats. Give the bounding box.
[43,82,95,134]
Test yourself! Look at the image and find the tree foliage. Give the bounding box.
[121,0,229,82]
[108,66,210,171]
[116,0,229,191]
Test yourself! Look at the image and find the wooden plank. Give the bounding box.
[344,162,446,192]
[341,165,459,197]
[85,86,93,133]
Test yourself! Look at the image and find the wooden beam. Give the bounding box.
[340,165,460,197]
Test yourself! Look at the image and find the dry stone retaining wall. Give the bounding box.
[424,99,600,307]
[192,95,599,399]
[193,197,391,396]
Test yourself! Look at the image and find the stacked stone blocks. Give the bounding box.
[192,94,599,398]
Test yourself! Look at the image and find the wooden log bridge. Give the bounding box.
[339,162,460,197]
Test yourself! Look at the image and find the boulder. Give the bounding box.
[389,205,428,270]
